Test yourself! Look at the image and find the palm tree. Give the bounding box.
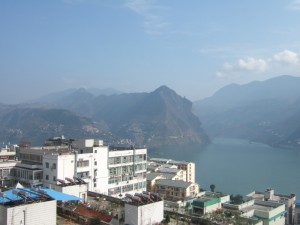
[210,184,216,192]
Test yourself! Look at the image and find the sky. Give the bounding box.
[1,0,300,104]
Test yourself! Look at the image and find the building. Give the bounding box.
[192,191,230,215]
[124,192,164,225]
[146,172,179,192]
[155,179,199,201]
[247,188,296,225]
[0,145,17,162]
[0,161,17,187]
[223,199,286,225]
[106,145,147,197]
[148,158,195,182]
[295,200,300,225]
[17,138,147,198]
[0,187,82,225]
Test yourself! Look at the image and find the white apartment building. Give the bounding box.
[18,138,147,198]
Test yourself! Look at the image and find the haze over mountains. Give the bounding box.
[0,75,299,148]
[0,86,209,147]
[194,75,300,147]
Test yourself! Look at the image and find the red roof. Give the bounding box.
[74,205,113,222]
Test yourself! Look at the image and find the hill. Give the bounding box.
[194,75,300,147]
[0,86,209,147]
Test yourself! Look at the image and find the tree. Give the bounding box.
[230,194,244,204]
[90,217,101,225]
[210,184,216,192]
[165,214,171,223]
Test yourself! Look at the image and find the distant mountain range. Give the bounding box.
[194,75,300,147]
[0,86,209,147]
[2,75,299,148]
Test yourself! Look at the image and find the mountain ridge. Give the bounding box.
[0,86,209,147]
[194,75,300,147]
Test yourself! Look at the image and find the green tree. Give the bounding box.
[90,217,101,225]
[165,214,171,223]
[210,184,216,192]
[230,194,244,204]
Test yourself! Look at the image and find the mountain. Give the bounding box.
[32,88,123,104]
[194,75,300,147]
[0,86,209,147]
[90,86,209,147]
[0,106,113,145]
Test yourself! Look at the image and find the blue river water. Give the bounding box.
[148,138,300,197]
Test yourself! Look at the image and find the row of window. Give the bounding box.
[45,160,96,169]
[3,168,43,180]
[109,163,147,176]
[108,181,146,195]
[108,154,147,165]
[20,153,42,162]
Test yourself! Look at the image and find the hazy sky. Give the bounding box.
[1,0,300,104]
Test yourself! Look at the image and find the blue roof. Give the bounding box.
[296,200,300,207]
[42,188,82,201]
[0,187,82,204]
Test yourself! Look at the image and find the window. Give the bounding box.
[53,176,56,181]
[45,175,49,180]
[77,160,89,167]
[45,162,49,168]
[94,161,97,166]
[94,150,97,153]
[52,163,56,169]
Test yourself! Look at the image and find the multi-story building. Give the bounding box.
[17,138,147,198]
[247,188,296,225]
[0,145,18,187]
[0,161,17,187]
[295,200,300,225]
[146,172,180,192]
[154,179,199,201]
[223,199,286,225]
[0,145,17,162]
[148,158,195,182]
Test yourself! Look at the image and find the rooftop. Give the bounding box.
[149,157,193,165]
[146,172,176,181]
[156,179,193,188]
[0,187,82,207]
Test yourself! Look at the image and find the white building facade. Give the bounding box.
[18,139,147,198]
[125,200,164,225]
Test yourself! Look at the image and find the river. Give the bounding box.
[148,138,300,197]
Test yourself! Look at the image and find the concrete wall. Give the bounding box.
[43,154,75,188]
[1,200,56,225]
[205,202,222,214]
[125,201,164,225]
[54,184,88,202]
[94,146,109,194]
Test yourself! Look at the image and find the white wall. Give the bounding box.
[2,200,56,225]
[94,146,109,194]
[125,201,164,225]
[54,184,88,202]
[43,154,75,188]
